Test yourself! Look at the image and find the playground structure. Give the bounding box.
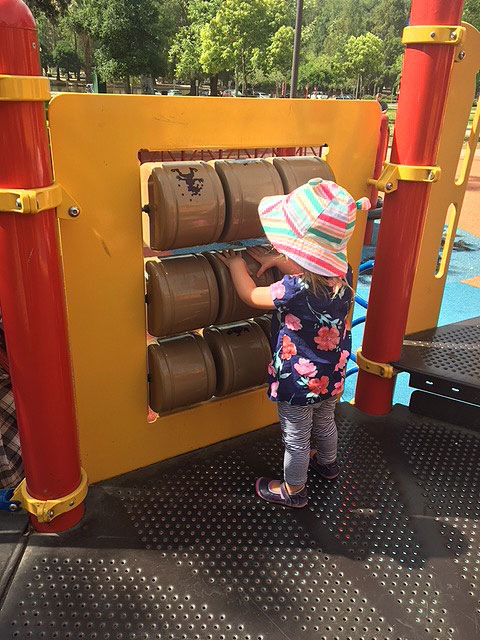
[1,0,480,638]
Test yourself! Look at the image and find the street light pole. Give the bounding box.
[290,0,303,98]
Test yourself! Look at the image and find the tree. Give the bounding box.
[201,0,274,94]
[169,0,222,95]
[371,0,410,90]
[67,0,101,85]
[25,0,71,21]
[267,25,294,82]
[344,32,384,97]
[299,54,333,92]
[93,0,170,92]
[53,39,81,80]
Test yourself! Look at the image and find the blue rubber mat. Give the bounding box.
[344,222,480,404]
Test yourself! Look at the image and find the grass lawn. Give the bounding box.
[385,102,476,144]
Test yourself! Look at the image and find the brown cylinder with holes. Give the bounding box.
[203,321,271,397]
[211,159,284,241]
[147,161,225,250]
[146,255,219,337]
[269,156,335,193]
[148,333,217,413]
[205,248,278,325]
[254,314,273,349]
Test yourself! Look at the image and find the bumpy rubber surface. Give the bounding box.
[0,403,479,640]
[393,317,480,404]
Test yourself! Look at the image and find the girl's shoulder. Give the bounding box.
[270,275,306,308]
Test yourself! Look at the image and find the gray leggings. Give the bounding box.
[277,397,338,486]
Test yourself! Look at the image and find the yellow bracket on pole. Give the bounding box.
[12,468,88,523]
[402,25,466,46]
[0,74,51,102]
[0,183,80,219]
[356,349,396,379]
[368,162,441,194]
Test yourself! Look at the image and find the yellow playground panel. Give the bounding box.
[407,22,480,333]
[48,95,380,483]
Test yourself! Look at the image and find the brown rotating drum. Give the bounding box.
[254,314,273,348]
[269,156,335,193]
[203,321,271,397]
[146,254,219,337]
[205,248,278,325]
[147,161,225,250]
[211,159,284,242]
[148,333,217,413]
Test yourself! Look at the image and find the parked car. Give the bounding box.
[336,94,353,100]
[309,93,328,99]
[222,89,243,97]
[255,92,270,98]
[167,89,183,96]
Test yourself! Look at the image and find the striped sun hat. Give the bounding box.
[258,178,370,277]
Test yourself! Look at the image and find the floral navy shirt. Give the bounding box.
[268,267,353,405]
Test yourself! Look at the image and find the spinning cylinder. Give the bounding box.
[147,161,225,250]
[146,254,219,337]
[204,321,271,397]
[148,333,217,413]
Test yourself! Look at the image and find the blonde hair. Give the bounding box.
[303,268,351,299]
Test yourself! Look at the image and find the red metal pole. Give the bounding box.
[355,0,465,415]
[364,114,389,246]
[0,0,83,531]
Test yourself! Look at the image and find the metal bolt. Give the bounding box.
[69,500,74,507]
[48,509,55,519]
[430,32,436,39]
[68,206,80,217]
[428,171,435,181]
[15,197,21,208]
[385,182,393,191]
[450,31,457,40]
[32,42,36,49]
[458,50,466,60]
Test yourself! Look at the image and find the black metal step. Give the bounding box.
[0,403,479,639]
[393,316,480,404]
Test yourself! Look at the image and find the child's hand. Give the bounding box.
[216,249,247,271]
[246,246,280,277]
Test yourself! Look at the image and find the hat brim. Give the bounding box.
[259,195,349,277]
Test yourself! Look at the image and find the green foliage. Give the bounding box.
[93,0,170,83]
[53,39,81,76]
[267,26,294,78]
[463,0,480,31]
[25,0,70,21]
[29,0,414,94]
[344,32,384,92]
[169,0,222,84]
[299,54,333,89]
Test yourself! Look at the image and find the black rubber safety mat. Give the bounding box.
[0,403,479,640]
[393,316,480,404]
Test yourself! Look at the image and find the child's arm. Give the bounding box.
[217,251,275,309]
[246,246,299,277]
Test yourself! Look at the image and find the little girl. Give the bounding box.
[218,178,369,508]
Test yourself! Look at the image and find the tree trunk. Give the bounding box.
[189,77,196,96]
[241,51,247,95]
[234,68,238,95]
[125,76,131,94]
[56,66,60,81]
[81,33,93,84]
[210,74,218,96]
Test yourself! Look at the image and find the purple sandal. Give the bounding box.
[255,477,308,508]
